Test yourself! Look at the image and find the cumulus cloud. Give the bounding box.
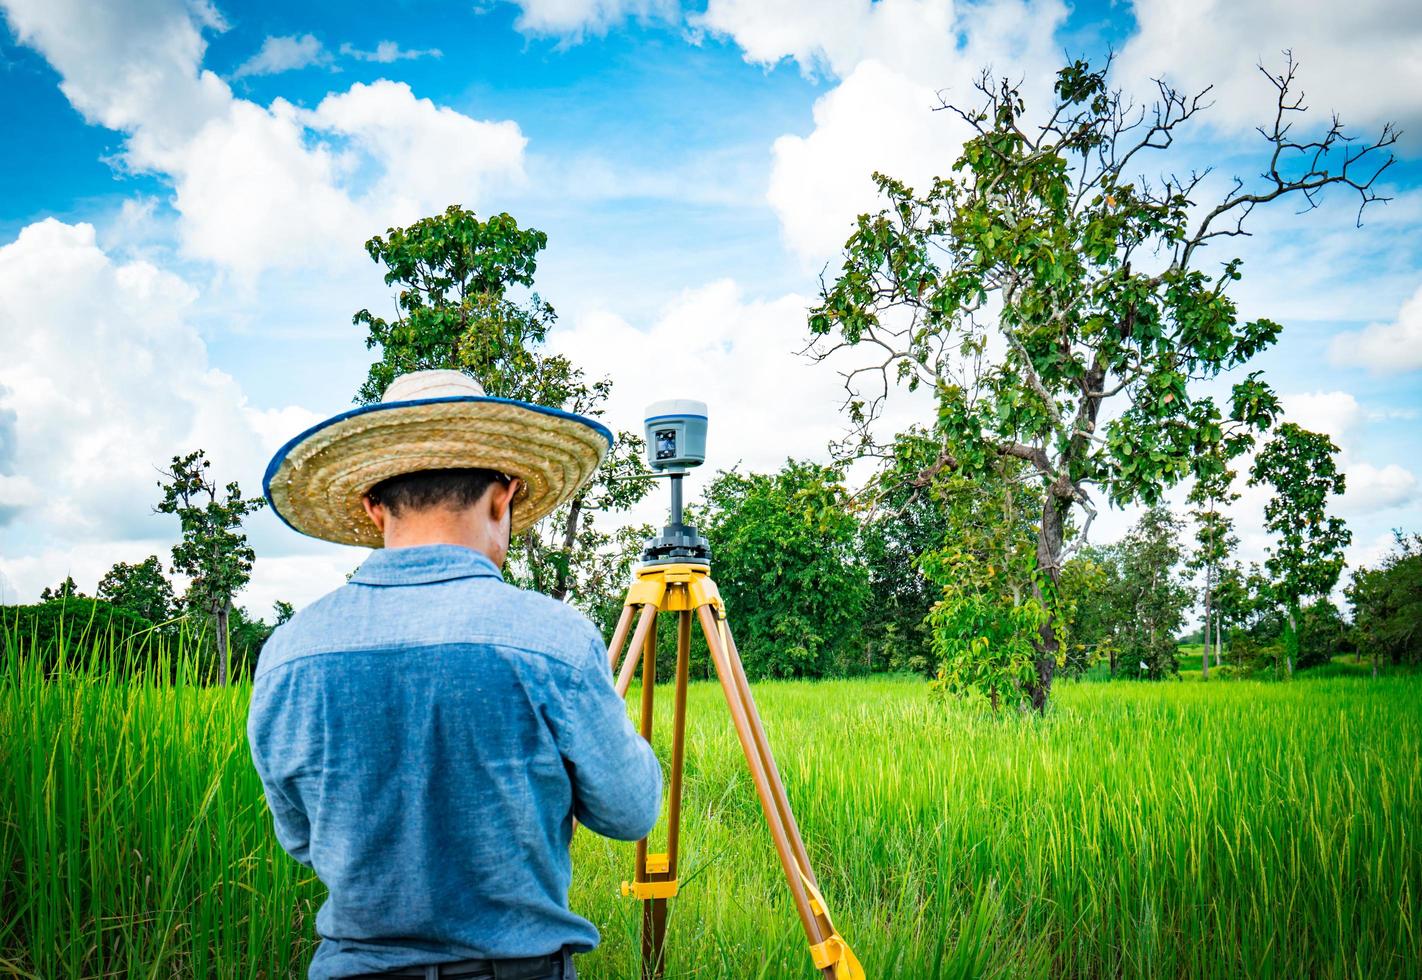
[0,0,527,279]
[232,33,332,79]
[1329,283,1422,374]
[1278,390,1419,514]
[339,40,442,63]
[547,278,934,526]
[0,218,353,608]
[505,0,677,39]
[1117,0,1422,136]
[700,0,1068,266]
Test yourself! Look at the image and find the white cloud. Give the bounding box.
[1277,390,1419,514]
[0,0,528,280]
[701,0,1068,266]
[1344,463,1419,511]
[1329,283,1422,374]
[548,278,934,526]
[0,218,339,608]
[1118,0,1422,136]
[767,60,972,263]
[506,0,677,39]
[307,81,528,214]
[339,40,442,63]
[232,33,331,79]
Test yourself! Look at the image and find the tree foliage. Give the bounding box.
[96,556,176,626]
[155,450,264,686]
[808,55,1394,710]
[353,205,653,606]
[1348,532,1422,674]
[39,576,85,602]
[700,461,870,678]
[1248,422,1351,674]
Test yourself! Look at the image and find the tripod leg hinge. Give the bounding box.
[620,878,679,900]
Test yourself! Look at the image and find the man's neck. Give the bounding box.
[382,511,501,567]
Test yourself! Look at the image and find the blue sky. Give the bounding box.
[1,0,1419,613]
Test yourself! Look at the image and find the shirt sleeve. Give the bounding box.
[553,631,663,841]
[246,683,315,868]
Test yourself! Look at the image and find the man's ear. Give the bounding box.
[489,478,520,525]
[362,495,387,533]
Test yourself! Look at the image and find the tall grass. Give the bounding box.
[2,627,1418,978]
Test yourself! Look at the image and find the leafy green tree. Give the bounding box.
[354,205,550,404]
[1348,532,1422,676]
[1113,507,1193,679]
[700,461,870,678]
[1187,466,1240,679]
[39,576,85,601]
[273,600,295,627]
[96,556,175,625]
[354,205,653,607]
[1059,546,1114,676]
[916,455,1045,709]
[1212,562,1250,668]
[1249,423,1352,676]
[155,450,264,686]
[808,57,1394,710]
[1298,598,1347,668]
[859,428,956,674]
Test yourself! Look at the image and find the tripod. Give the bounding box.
[601,472,863,980]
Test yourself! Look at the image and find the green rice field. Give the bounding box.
[2,641,1419,978]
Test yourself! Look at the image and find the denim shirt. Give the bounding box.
[246,544,662,979]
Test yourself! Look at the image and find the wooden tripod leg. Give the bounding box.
[695,605,833,974]
[721,620,820,891]
[635,620,662,980]
[616,605,658,700]
[607,603,637,672]
[666,611,692,878]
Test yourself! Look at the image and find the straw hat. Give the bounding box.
[264,370,612,548]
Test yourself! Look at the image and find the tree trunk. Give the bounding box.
[216,601,230,686]
[550,496,584,602]
[1284,604,1298,677]
[1028,493,1068,712]
[1201,564,1212,681]
[524,528,544,594]
[1214,618,1223,667]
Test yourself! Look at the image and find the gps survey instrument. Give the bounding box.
[601,400,863,979]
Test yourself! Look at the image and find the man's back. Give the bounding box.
[247,544,662,979]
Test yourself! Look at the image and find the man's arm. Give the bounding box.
[553,634,662,841]
[246,686,315,868]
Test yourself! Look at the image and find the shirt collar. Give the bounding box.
[349,544,504,586]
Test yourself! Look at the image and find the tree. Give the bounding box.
[859,428,956,674]
[1186,466,1239,679]
[700,461,870,678]
[155,451,264,685]
[808,56,1394,710]
[355,205,654,608]
[354,205,550,405]
[1348,532,1422,676]
[39,575,85,601]
[1083,508,1192,679]
[1060,546,1115,676]
[96,556,176,625]
[1249,423,1352,675]
[273,600,295,627]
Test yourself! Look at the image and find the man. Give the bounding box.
[249,369,662,980]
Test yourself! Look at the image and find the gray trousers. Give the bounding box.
[349,947,576,980]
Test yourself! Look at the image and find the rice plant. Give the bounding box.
[2,626,1418,978]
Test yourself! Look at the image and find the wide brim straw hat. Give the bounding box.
[264,369,612,548]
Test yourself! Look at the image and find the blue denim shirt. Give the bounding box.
[246,544,662,979]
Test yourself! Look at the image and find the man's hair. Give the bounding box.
[365,468,511,517]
